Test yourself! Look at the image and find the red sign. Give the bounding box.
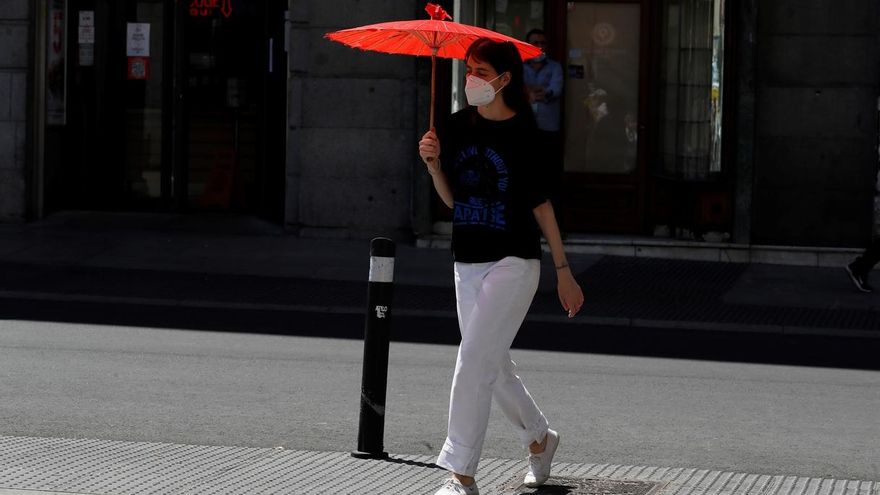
[189,0,233,18]
[127,56,150,80]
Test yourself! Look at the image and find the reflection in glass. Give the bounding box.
[185,2,260,211]
[483,0,544,42]
[659,0,725,180]
[563,3,641,174]
[124,1,165,200]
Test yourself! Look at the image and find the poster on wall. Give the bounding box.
[126,23,151,80]
[126,23,150,56]
[78,10,95,66]
[46,0,67,125]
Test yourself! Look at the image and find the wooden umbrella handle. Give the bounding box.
[429,53,436,132]
[427,53,436,162]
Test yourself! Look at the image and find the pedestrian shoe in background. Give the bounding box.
[524,428,560,487]
[845,263,874,293]
[434,478,479,495]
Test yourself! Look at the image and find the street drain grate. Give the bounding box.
[500,477,663,495]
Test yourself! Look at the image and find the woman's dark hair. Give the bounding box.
[465,38,534,120]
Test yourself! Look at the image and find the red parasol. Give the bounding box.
[325,3,541,130]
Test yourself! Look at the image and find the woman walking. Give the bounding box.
[418,38,584,495]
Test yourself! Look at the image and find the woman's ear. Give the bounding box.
[501,71,512,87]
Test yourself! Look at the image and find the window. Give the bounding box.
[483,0,544,40]
[659,0,725,180]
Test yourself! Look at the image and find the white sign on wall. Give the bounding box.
[78,26,94,44]
[78,10,95,65]
[126,23,150,57]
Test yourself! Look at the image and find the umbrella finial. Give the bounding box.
[425,3,452,21]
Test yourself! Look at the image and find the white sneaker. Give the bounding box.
[523,429,559,487]
[434,478,480,495]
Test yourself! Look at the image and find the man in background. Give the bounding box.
[523,28,564,211]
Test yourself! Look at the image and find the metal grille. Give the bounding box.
[500,476,661,495]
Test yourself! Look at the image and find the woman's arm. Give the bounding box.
[428,161,453,209]
[533,200,584,318]
[419,129,453,208]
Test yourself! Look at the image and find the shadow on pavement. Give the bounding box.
[382,456,442,470]
[1,298,878,371]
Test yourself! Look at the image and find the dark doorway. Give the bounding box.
[176,0,286,218]
[45,0,287,220]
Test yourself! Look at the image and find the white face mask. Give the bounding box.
[464,73,505,107]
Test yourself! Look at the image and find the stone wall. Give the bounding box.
[0,0,29,221]
[286,2,423,239]
[751,0,880,246]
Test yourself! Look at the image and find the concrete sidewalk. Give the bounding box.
[0,211,879,340]
[0,212,880,339]
[0,435,876,495]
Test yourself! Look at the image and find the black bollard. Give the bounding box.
[351,237,395,459]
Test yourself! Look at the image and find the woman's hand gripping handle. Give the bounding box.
[419,129,441,172]
[419,129,453,208]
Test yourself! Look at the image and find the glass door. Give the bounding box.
[179,1,266,213]
[44,0,172,211]
[558,1,647,233]
[122,0,171,208]
[45,0,286,218]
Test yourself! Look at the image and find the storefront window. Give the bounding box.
[483,0,544,40]
[659,0,725,180]
[564,3,641,174]
[46,0,67,126]
[125,1,166,200]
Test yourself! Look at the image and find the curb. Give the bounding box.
[1,290,877,340]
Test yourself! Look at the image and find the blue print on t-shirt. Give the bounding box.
[453,145,509,231]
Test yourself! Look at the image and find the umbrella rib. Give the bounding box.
[358,30,414,54]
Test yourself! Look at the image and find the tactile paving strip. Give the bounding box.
[0,436,876,495]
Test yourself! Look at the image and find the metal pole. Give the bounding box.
[351,237,395,459]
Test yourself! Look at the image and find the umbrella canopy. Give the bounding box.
[325,3,542,129]
[325,4,540,60]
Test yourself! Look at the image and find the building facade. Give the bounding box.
[2,0,879,248]
[0,0,29,221]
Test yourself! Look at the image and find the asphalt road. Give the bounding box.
[1,319,877,481]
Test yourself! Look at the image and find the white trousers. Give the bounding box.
[436,256,549,477]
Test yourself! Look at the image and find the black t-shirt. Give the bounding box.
[439,107,548,263]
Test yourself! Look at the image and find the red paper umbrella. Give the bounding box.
[325,3,541,129]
